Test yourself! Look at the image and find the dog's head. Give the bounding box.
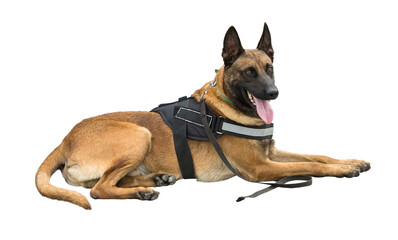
[221,23,277,124]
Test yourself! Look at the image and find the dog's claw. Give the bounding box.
[155,174,177,187]
[360,163,371,172]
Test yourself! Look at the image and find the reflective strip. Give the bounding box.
[221,122,273,138]
[175,107,213,127]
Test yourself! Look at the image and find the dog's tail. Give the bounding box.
[35,145,91,210]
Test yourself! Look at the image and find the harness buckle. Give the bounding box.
[215,116,225,135]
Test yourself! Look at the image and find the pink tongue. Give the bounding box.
[253,96,273,124]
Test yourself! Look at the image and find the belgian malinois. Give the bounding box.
[36,23,370,209]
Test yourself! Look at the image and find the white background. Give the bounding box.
[1,0,397,239]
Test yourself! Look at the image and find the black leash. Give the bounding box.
[199,99,312,202]
[236,176,312,202]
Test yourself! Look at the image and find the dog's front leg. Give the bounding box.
[243,158,369,182]
[218,138,370,182]
[229,150,365,182]
[267,141,371,173]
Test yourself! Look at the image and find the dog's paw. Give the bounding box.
[136,190,159,201]
[344,159,371,172]
[335,164,361,178]
[154,174,177,187]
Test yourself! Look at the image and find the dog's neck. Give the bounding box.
[192,66,265,126]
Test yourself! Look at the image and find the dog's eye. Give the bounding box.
[266,66,273,74]
[243,68,256,76]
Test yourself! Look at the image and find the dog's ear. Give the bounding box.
[257,22,274,62]
[222,26,244,68]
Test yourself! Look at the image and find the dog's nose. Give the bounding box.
[265,87,279,100]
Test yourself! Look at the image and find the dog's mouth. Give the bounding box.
[242,90,274,124]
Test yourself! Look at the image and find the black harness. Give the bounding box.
[151,96,311,201]
[151,96,273,178]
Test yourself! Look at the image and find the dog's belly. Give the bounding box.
[62,163,103,188]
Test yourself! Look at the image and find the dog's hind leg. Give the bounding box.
[90,162,160,200]
[117,173,177,188]
[88,123,160,201]
[116,173,177,188]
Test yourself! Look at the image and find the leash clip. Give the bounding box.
[209,79,217,87]
[200,79,217,100]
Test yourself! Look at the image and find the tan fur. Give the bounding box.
[36,27,370,210]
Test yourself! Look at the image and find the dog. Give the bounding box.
[35,23,370,209]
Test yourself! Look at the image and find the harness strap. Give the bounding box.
[199,99,312,201]
[219,118,273,140]
[174,103,273,140]
[172,101,196,179]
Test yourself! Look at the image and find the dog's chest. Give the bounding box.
[191,137,272,182]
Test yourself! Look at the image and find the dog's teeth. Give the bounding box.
[247,92,256,105]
